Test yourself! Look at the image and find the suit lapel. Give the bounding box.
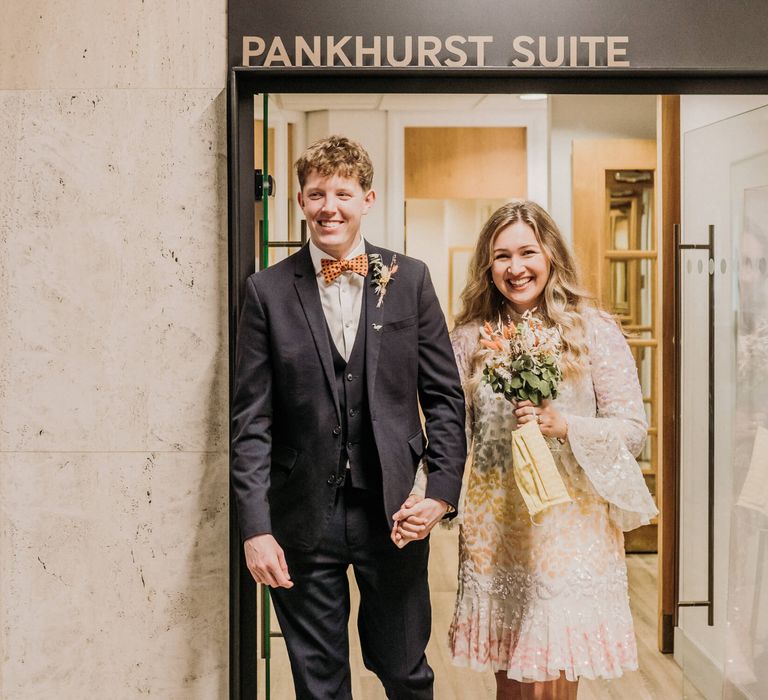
[293,246,341,422]
[364,244,386,404]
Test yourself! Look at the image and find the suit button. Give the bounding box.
[349,408,357,417]
[327,474,336,485]
[332,425,341,436]
[335,475,345,487]
[347,441,354,449]
[346,373,354,381]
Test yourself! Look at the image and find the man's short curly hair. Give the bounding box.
[295,135,374,191]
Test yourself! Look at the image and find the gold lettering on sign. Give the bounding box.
[296,36,321,66]
[327,35,353,66]
[512,35,630,67]
[468,36,493,67]
[607,36,630,66]
[512,36,535,67]
[355,36,382,66]
[386,36,413,67]
[265,36,290,66]
[418,36,442,67]
[243,36,266,65]
[581,36,605,65]
[539,35,565,67]
[445,35,468,67]
[239,34,630,68]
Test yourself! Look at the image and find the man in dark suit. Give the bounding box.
[231,135,466,699]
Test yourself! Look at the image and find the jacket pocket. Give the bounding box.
[382,315,417,332]
[271,444,299,474]
[407,429,426,458]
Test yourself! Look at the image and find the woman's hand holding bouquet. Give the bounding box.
[479,310,571,517]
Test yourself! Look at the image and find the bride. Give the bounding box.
[443,200,656,699]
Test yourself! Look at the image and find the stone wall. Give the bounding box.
[0,3,230,697]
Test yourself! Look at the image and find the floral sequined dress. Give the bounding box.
[448,310,657,682]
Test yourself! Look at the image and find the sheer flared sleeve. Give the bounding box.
[410,323,477,499]
[563,310,658,531]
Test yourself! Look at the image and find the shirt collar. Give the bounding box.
[308,237,367,279]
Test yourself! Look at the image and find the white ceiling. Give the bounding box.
[272,93,536,112]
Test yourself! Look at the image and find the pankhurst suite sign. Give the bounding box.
[228,0,768,72]
[241,35,631,69]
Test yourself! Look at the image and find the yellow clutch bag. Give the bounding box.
[511,420,572,517]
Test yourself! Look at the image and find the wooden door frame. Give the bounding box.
[658,95,681,654]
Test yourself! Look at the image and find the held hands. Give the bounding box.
[391,494,448,549]
[514,398,568,441]
[243,534,293,589]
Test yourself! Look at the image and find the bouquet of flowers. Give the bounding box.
[479,310,571,517]
[480,310,563,406]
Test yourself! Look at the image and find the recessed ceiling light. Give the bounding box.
[519,93,547,101]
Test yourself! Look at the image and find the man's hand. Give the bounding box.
[391,496,449,548]
[243,534,293,589]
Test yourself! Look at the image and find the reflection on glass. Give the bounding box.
[728,183,768,696]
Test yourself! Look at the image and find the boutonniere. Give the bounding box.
[368,253,398,308]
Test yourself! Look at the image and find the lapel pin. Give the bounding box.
[372,323,382,331]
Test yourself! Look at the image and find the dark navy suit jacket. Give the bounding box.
[231,242,467,551]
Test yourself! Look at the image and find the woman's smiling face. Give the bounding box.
[490,221,551,314]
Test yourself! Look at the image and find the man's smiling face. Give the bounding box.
[298,171,376,259]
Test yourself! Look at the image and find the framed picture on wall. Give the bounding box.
[449,246,474,320]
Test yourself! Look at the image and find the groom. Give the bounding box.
[231,135,466,699]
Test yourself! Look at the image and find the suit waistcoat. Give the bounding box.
[327,300,381,492]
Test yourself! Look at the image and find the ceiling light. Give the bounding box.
[519,93,547,101]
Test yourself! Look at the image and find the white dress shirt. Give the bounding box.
[308,237,367,361]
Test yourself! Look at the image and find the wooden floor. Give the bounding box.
[259,527,700,699]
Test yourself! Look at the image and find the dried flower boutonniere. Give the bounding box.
[369,253,398,308]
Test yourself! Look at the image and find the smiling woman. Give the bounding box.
[448,200,657,699]
[490,221,551,314]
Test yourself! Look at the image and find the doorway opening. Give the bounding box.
[228,69,768,700]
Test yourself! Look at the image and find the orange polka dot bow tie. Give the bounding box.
[320,254,369,284]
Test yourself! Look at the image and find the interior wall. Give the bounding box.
[279,98,548,255]
[406,198,507,327]
[680,95,768,133]
[0,3,229,698]
[549,95,657,241]
[303,109,389,246]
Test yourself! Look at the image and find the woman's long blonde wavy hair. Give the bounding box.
[455,200,594,379]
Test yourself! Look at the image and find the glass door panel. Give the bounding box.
[680,104,768,699]
[255,92,308,700]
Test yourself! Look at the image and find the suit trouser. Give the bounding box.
[270,482,434,700]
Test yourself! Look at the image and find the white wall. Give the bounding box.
[680,95,768,133]
[405,198,507,327]
[0,3,229,698]
[276,97,549,255]
[326,110,389,246]
[549,94,657,240]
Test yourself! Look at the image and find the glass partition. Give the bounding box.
[679,104,768,699]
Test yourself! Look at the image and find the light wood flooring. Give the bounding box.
[258,527,699,699]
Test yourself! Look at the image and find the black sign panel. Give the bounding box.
[229,0,768,72]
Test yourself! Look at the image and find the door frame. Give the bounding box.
[227,68,768,699]
[385,105,549,252]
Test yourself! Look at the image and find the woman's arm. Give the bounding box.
[562,310,657,531]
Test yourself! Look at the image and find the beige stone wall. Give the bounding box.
[0,4,230,698]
